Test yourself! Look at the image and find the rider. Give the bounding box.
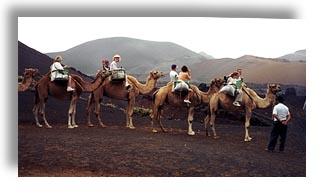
[110,54,131,90]
[178,65,193,104]
[102,58,109,72]
[227,71,243,106]
[50,55,76,92]
[169,64,179,91]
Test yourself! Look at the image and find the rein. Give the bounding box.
[241,86,254,102]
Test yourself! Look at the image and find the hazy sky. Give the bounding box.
[18,17,305,58]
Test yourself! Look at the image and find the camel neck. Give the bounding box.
[250,89,275,109]
[200,86,219,103]
[77,76,104,92]
[128,75,157,94]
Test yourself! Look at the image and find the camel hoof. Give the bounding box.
[187,131,195,136]
[244,137,252,142]
[152,129,158,133]
[213,136,220,139]
[128,126,135,129]
[68,125,74,129]
[73,124,79,128]
[100,125,107,128]
[88,124,94,127]
[45,125,52,129]
[36,124,43,128]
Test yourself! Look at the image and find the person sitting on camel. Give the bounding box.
[227,71,243,106]
[169,64,179,90]
[109,54,131,90]
[102,58,109,72]
[175,65,194,104]
[50,55,76,92]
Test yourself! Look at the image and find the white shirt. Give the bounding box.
[169,70,178,82]
[50,62,64,81]
[273,103,290,121]
[109,61,119,70]
[227,77,237,85]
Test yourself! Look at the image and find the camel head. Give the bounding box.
[267,83,281,95]
[24,68,40,79]
[99,70,112,79]
[210,77,225,90]
[267,83,281,106]
[149,70,165,80]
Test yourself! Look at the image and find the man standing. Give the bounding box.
[267,95,291,152]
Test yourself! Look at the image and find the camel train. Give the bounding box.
[19,58,281,141]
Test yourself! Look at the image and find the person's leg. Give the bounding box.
[67,76,75,91]
[183,81,192,103]
[279,124,288,151]
[172,81,178,92]
[184,90,193,103]
[233,89,243,106]
[267,122,280,151]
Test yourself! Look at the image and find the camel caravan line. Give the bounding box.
[18,67,281,141]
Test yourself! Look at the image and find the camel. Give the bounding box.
[86,70,164,128]
[150,78,224,135]
[18,68,40,92]
[205,83,281,141]
[33,70,110,128]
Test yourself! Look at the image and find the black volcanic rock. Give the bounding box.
[18,41,53,75]
[18,41,92,80]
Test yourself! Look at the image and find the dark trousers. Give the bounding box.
[267,121,288,151]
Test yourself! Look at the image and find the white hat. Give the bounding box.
[54,55,63,62]
[113,54,121,59]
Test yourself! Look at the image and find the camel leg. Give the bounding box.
[33,103,42,128]
[67,99,74,129]
[40,101,52,128]
[151,103,164,133]
[209,111,218,139]
[86,94,95,127]
[95,100,106,128]
[187,107,195,136]
[204,115,211,137]
[126,98,135,129]
[244,109,253,142]
[209,95,220,139]
[71,97,78,128]
[157,108,167,132]
[151,89,167,133]
[151,104,159,133]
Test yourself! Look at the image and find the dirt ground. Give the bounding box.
[18,92,306,176]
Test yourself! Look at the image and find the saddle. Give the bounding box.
[172,80,190,97]
[110,68,126,82]
[219,85,236,97]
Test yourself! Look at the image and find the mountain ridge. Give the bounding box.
[20,36,305,86]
